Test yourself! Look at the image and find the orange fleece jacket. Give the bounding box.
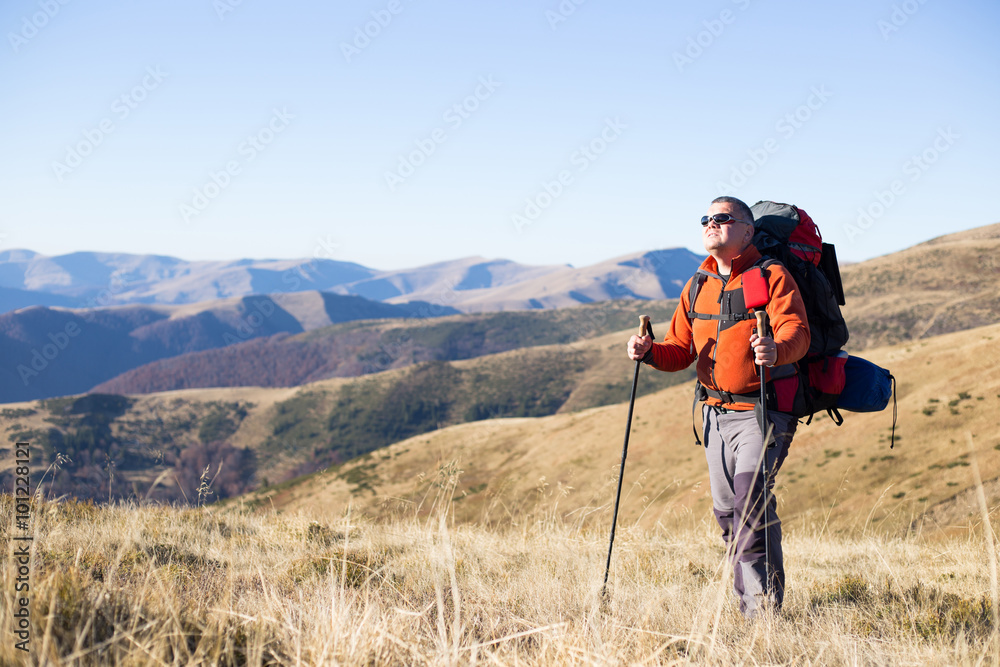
[646,245,810,411]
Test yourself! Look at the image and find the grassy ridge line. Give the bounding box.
[0,497,995,664]
[250,321,1000,539]
[840,221,1000,349]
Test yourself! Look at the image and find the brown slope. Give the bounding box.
[840,221,1000,349]
[251,321,1000,539]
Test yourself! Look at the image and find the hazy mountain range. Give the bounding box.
[0,248,704,314]
[0,247,703,403]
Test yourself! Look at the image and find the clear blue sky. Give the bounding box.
[1,0,997,270]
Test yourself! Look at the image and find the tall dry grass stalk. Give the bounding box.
[968,431,1000,667]
[1,480,998,666]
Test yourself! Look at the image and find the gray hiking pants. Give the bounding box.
[702,404,796,617]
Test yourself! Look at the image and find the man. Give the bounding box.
[627,196,810,617]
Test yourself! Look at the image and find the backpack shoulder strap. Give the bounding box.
[686,270,711,320]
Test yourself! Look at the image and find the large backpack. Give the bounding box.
[750,201,851,424]
[689,201,895,443]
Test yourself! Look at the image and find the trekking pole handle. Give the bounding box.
[754,310,769,338]
[640,315,655,340]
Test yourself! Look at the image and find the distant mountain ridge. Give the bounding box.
[0,248,704,314]
[0,292,456,403]
[0,249,376,310]
[380,249,702,312]
[90,300,682,396]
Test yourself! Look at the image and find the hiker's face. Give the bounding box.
[702,202,753,257]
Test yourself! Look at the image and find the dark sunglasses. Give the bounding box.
[701,213,750,227]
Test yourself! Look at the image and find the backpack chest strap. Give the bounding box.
[687,259,779,321]
[688,312,754,321]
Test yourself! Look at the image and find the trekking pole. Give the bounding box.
[743,266,773,601]
[601,315,654,600]
[754,308,772,598]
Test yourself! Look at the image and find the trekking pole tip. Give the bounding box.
[599,584,611,610]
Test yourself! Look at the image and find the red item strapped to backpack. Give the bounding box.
[787,207,823,266]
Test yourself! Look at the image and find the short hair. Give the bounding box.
[711,196,754,226]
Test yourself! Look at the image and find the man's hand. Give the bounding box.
[627,334,652,361]
[749,332,776,367]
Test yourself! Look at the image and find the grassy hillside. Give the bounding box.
[840,221,1000,349]
[5,316,1000,537]
[241,321,1000,540]
[1,497,996,665]
[0,318,692,504]
[0,392,262,504]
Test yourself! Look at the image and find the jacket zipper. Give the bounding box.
[710,276,725,393]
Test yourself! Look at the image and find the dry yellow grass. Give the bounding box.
[2,486,998,665]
